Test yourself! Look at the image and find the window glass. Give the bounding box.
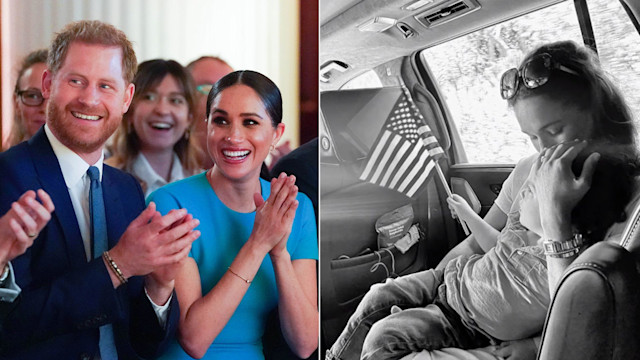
[588,0,640,135]
[421,1,583,164]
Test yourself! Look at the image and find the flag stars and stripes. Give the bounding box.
[359,88,446,198]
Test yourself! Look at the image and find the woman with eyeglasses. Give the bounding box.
[6,49,48,149]
[107,59,201,197]
[326,40,638,360]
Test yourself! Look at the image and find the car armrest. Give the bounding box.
[537,241,640,360]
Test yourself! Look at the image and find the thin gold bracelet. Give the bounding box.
[227,267,251,284]
[103,251,128,285]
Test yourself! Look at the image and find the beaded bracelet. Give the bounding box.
[103,251,128,285]
[227,267,251,284]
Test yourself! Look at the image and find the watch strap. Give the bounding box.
[543,233,584,258]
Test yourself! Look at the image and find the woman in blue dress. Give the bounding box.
[150,70,318,359]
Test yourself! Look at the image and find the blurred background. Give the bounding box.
[0,0,318,153]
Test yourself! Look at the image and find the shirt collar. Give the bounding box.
[132,152,185,187]
[44,124,104,188]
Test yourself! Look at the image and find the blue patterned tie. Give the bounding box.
[87,166,118,360]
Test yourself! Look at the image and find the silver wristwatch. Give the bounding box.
[542,233,584,258]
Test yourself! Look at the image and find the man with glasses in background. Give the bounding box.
[185,56,233,170]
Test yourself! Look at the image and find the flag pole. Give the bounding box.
[434,161,471,236]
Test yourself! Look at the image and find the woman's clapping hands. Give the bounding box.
[251,172,299,257]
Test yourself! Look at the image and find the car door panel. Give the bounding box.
[321,168,453,346]
[319,63,516,353]
[320,84,460,348]
[449,165,515,216]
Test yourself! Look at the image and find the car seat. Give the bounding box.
[401,191,640,360]
[536,193,640,359]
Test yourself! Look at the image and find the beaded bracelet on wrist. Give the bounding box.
[103,251,128,285]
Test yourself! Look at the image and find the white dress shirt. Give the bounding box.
[131,152,187,198]
[44,125,170,326]
[0,262,21,303]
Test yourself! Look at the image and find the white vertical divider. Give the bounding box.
[2,0,300,148]
[1,0,10,142]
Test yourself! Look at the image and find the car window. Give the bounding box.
[588,0,640,140]
[421,1,592,164]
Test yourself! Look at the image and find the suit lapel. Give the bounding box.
[28,129,87,263]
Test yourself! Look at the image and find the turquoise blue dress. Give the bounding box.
[148,172,318,360]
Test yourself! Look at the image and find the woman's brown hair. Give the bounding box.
[109,59,200,175]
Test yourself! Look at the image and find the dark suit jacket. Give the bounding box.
[0,299,16,324]
[0,129,179,359]
[267,138,319,360]
[0,283,19,324]
[271,138,318,222]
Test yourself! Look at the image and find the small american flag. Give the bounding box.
[359,88,445,198]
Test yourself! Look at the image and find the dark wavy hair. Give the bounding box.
[508,41,636,146]
[570,142,640,244]
[206,70,282,127]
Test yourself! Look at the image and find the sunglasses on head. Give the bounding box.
[500,53,579,100]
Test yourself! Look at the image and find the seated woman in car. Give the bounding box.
[326,40,639,360]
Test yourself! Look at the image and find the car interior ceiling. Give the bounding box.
[321,0,575,91]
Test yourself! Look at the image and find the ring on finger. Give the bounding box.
[28,233,37,238]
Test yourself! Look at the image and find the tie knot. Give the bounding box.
[87,166,100,181]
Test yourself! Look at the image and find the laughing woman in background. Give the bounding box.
[108,59,200,196]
